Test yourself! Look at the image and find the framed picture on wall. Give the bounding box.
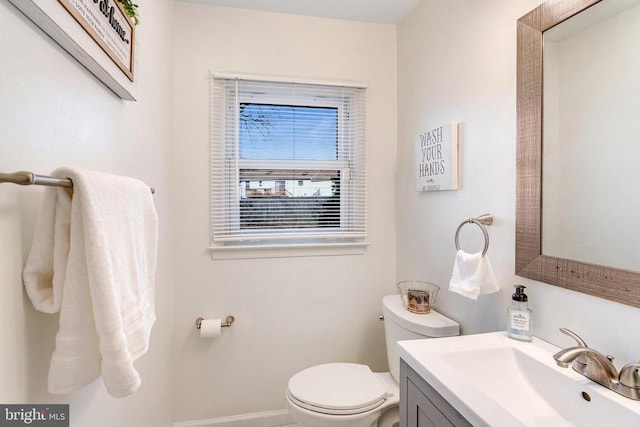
[8,0,137,100]
[57,0,135,82]
[415,122,459,192]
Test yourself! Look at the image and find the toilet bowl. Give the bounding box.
[286,364,398,427]
[286,294,459,427]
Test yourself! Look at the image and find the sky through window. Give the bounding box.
[239,103,338,160]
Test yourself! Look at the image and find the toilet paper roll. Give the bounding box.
[199,318,222,338]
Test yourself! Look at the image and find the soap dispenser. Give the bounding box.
[507,285,533,342]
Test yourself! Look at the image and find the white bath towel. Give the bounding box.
[23,167,157,398]
[448,250,499,300]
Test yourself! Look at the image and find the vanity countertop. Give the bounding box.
[398,331,640,427]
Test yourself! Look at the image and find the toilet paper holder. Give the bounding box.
[195,315,235,330]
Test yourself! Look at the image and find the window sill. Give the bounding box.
[208,241,369,260]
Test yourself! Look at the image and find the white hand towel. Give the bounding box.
[448,249,499,300]
[23,167,157,398]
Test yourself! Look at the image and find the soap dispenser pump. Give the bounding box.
[507,285,533,342]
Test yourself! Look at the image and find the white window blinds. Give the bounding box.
[210,75,367,245]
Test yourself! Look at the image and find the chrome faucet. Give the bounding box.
[553,328,640,400]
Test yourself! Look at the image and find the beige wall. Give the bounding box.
[397,0,640,368]
[0,1,175,426]
[171,3,397,423]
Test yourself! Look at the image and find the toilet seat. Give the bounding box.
[287,363,389,415]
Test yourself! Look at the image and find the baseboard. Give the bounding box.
[173,409,294,427]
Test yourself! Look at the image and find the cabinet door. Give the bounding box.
[400,359,472,427]
[407,379,454,427]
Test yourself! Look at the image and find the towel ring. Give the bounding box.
[454,214,493,257]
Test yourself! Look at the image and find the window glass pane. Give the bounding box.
[239,169,340,229]
[240,104,338,161]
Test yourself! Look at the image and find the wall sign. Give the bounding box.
[415,123,459,192]
[58,0,135,82]
[8,0,137,100]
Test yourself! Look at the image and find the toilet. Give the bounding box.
[286,294,460,427]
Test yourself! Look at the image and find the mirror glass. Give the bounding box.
[542,0,640,272]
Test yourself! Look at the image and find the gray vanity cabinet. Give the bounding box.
[400,359,472,427]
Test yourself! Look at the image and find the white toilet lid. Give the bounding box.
[287,363,388,415]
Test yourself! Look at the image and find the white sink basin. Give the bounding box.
[398,332,640,426]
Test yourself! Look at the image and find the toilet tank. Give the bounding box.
[382,294,459,382]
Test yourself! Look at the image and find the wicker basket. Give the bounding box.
[396,281,440,314]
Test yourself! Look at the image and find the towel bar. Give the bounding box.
[455,214,493,256]
[0,170,155,194]
[0,171,73,188]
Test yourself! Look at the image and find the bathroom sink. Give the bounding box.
[398,332,640,426]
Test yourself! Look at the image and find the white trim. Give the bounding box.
[211,71,368,89]
[209,241,369,260]
[173,409,294,427]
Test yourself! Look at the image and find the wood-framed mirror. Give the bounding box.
[516,0,640,308]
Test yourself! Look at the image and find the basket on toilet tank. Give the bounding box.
[396,281,439,314]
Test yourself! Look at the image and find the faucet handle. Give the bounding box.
[559,328,589,365]
[559,328,588,347]
[619,364,640,388]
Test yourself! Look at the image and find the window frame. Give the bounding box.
[210,74,367,256]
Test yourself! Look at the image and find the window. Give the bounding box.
[210,75,367,248]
